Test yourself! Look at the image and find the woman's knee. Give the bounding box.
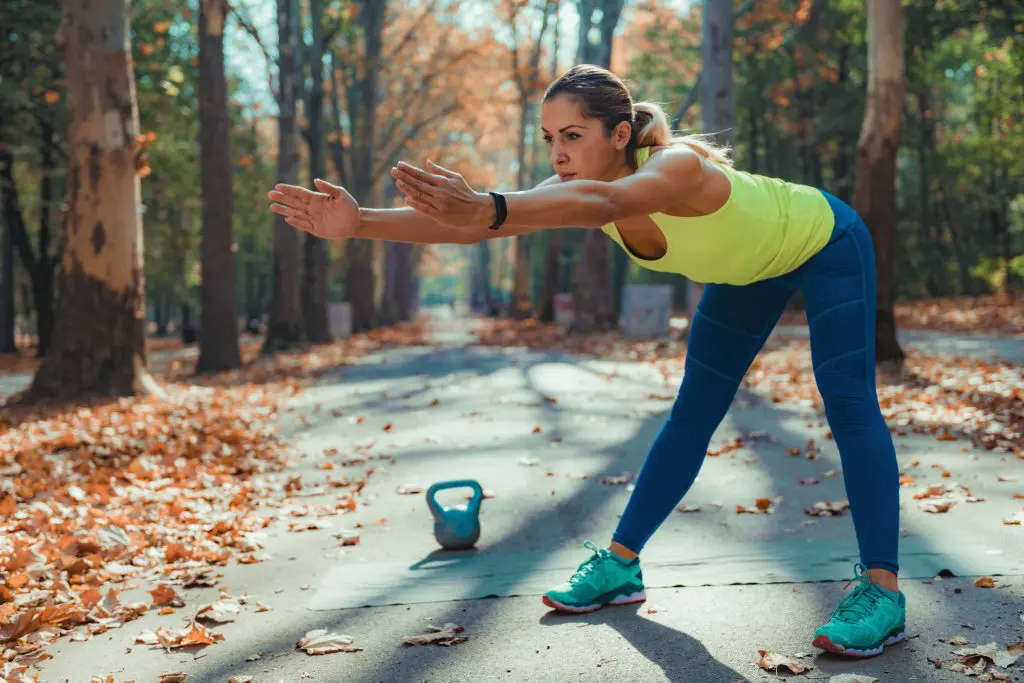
[818,379,879,427]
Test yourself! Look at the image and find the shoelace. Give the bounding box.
[834,563,885,623]
[569,541,606,585]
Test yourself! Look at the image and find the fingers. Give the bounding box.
[313,178,342,198]
[395,178,443,215]
[268,184,312,206]
[269,202,308,220]
[394,161,446,188]
[285,216,316,234]
[425,160,461,180]
[402,195,439,219]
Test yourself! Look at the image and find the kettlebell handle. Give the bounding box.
[426,479,484,514]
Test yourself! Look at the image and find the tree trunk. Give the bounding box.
[571,0,622,334]
[34,118,58,355]
[196,0,242,373]
[302,0,331,343]
[263,0,305,353]
[686,0,736,325]
[832,43,852,202]
[851,0,905,364]
[27,0,160,402]
[1,141,59,358]
[0,149,16,353]
[381,241,414,322]
[345,0,387,333]
[537,231,561,322]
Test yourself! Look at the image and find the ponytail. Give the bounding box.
[629,101,733,167]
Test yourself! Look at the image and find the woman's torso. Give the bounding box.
[600,145,836,285]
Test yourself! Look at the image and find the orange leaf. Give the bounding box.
[974,576,996,588]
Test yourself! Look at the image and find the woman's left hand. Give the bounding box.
[391,160,494,229]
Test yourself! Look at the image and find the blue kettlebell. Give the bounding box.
[426,479,483,550]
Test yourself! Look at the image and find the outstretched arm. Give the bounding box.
[268,175,565,245]
[391,148,704,240]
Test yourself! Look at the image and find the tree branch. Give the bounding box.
[227,1,277,99]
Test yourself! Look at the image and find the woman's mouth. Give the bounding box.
[559,173,576,181]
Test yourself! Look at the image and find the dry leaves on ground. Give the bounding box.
[827,675,879,683]
[756,649,813,675]
[805,500,850,516]
[949,640,1021,679]
[600,472,635,486]
[781,296,1024,336]
[0,323,429,663]
[403,622,467,646]
[912,482,986,513]
[741,338,1022,455]
[737,497,778,514]
[296,629,362,655]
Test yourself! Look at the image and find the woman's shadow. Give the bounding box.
[539,604,749,683]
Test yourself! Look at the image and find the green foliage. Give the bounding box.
[625,0,1022,300]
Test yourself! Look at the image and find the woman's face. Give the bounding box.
[541,95,629,182]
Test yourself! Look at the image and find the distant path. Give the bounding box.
[773,325,1024,363]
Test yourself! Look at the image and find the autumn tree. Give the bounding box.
[196,0,242,372]
[506,0,556,319]
[852,0,906,363]
[571,0,624,334]
[263,0,305,353]
[27,0,161,402]
[301,0,332,343]
[0,0,65,356]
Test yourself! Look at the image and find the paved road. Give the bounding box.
[34,319,1024,682]
[774,325,1024,363]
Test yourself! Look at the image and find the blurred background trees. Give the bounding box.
[1,0,1020,397]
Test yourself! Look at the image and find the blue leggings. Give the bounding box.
[612,191,900,574]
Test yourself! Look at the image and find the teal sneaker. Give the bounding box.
[813,563,907,657]
[542,541,646,613]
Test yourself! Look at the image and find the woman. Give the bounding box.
[267,64,906,658]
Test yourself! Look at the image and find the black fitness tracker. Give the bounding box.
[488,191,508,230]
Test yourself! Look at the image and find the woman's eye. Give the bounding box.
[543,137,552,144]
[566,133,580,141]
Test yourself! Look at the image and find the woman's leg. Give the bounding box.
[610,277,798,555]
[799,220,900,579]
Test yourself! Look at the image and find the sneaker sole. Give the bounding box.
[542,590,647,614]
[812,629,906,658]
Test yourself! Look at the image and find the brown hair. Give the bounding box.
[543,64,732,167]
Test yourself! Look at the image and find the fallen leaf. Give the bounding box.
[756,649,812,675]
[228,677,254,683]
[518,456,540,466]
[195,598,241,624]
[395,485,423,495]
[828,675,878,683]
[403,622,467,646]
[1002,510,1024,526]
[296,629,361,655]
[974,577,997,588]
[600,472,634,486]
[676,504,701,513]
[949,636,971,645]
[532,425,543,433]
[805,500,849,516]
[954,641,1020,669]
[158,674,188,683]
[799,477,820,486]
[149,584,183,608]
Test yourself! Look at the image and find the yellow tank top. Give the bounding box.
[600,146,835,285]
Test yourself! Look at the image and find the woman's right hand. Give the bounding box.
[267,178,359,239]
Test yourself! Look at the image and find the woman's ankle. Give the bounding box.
[867,568,899,593]
[608,541,638,561]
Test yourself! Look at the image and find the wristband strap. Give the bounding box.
[487,192,508,230]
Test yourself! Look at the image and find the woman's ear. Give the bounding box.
[614,120,633,150]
